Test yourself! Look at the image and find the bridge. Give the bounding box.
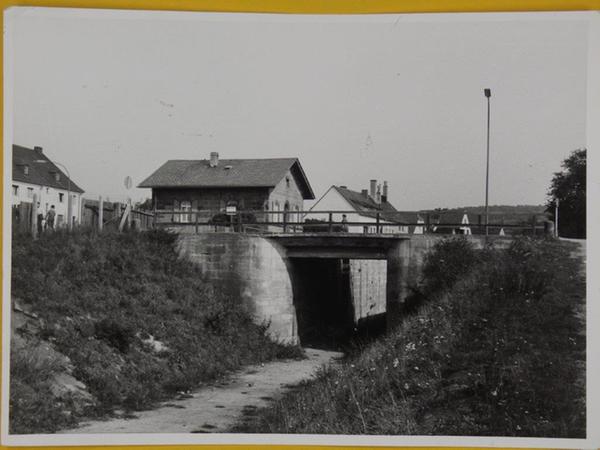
[176,228,511,347]
[143,208,549,346]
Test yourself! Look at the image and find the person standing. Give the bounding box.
[46,205,56,230]
[36,202,44,234]
[341,214,349,232]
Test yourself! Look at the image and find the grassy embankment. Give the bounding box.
[235,237,585,438]
[10,229,302,434]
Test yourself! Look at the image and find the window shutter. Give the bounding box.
[173,200,179,223]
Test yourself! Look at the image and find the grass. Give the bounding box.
[10,228,303,434]
[233,237,586,437]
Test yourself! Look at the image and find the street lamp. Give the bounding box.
[484,88,492,236]
[35,159,73,230]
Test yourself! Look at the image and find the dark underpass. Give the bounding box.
[289,258,386,350]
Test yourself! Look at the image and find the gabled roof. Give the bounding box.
[138,158,315,200]
[333,186,403,222]
[12,145,84,193]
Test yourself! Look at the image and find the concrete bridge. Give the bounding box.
[177,232,506,345]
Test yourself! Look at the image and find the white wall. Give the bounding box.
[308,187,408,234]
[11,180,83,226]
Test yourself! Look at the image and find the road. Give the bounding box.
[60,348,342,434]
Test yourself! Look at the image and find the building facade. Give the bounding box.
[12,145,85,227]
[139,152,314,227]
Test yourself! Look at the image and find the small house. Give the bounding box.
[309,180,415,234]
[12,144,85,228]
[139,152,315,227]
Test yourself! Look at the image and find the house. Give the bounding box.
[431,211,472,235]
[12,144,85,227]
[309,180,418,234]
[138,152,315,227]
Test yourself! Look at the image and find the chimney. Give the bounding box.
[34,146,43,154]
[369,179,377,200]
[382,181,388,203]
[209,152,219,167]
[361,189,368,197]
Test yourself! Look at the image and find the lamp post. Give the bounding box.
[35,159,72,230]
[484,88,492,236]
[555,197,559,238]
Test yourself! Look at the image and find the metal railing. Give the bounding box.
[149,209,551,236]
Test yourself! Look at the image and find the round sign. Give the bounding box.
[124,176,133,190]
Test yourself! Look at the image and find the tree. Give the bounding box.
[546,148,586,238]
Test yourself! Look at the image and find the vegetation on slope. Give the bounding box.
[10,229,302,434]
[235,237,585,437]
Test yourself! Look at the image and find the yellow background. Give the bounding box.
[1,0,599,449]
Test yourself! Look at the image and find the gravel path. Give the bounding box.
[60,348,343,434]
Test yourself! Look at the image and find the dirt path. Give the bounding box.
[61,348,342,434]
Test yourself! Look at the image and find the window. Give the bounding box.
[12,185,18,196]
[285,176,290,188]
[27,187,34,199]
[180,201,191,223]
[59,193,64,203]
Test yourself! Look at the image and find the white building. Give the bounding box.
[12,145,84,227]
[309,180,424,234]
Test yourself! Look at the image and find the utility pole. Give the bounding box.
[555,198,560,238]
[484,88,491,236]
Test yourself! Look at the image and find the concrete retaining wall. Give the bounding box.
[177,233,513,345]
[177,233,298,345]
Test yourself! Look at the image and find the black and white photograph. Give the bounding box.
[2,7,599,447]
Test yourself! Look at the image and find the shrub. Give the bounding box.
[10,229,302,433]
[421,237,478,294]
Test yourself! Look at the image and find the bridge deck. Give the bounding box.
[267,233,409,259]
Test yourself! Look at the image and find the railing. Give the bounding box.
[150,209,552,236]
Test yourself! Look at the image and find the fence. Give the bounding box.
[152,208,553,236]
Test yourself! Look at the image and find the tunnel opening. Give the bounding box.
[289,258,387,350]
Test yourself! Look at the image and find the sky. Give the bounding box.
[6,9,590,210]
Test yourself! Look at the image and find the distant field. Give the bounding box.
[420,204,547,215]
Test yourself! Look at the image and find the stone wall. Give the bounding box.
[177,233,299,345]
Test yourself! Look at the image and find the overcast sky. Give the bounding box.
[6,9,590,210]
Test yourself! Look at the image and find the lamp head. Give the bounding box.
[484,88,491,98]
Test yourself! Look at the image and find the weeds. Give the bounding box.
[234,237,585,438]
[10,229,302,433]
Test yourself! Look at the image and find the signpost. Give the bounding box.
[119,176,133,231]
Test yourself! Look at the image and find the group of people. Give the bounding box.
[36,202,56,233]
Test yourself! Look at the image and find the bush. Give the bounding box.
[421,237,478,294]
[9,342,80,434]
[10,229,302,433]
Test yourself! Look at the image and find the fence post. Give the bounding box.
[283,211,288,233]
[195,211,199,234]
[98,196,104,232]
[376,212,380,234]
[31,194,38,238]
[328,213,333,233]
